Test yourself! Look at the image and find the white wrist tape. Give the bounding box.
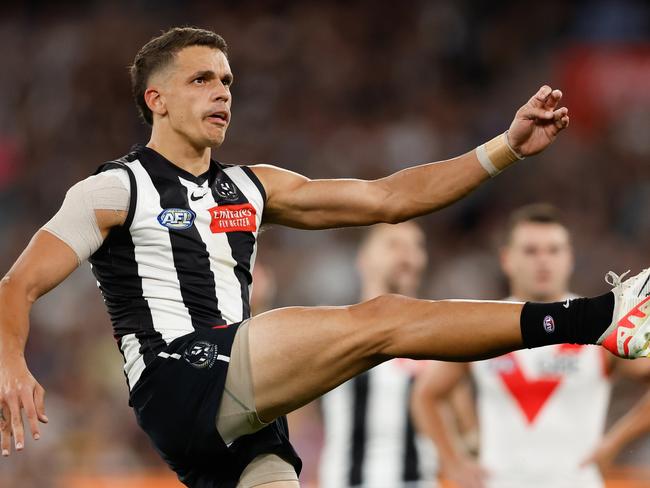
[42,169,130,264]
[475,131,524,177]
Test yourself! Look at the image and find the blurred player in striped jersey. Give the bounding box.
[412,204,650,488]
[319,222,440,488]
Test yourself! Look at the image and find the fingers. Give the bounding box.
[0,405,11,457]
[545,89,562,110]
[530,85,563,110]
[533,85,553,103]
[522,106,555,121]
[554,107,570,130]
[7,396,24,452]
[34,385,48,424]
[21,390,41,442]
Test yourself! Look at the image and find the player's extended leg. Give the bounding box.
[251,263,650,422]
[250,295,525,421]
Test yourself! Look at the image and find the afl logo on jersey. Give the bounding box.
[215,178,239,201]
[543,315,555,333]
[157,208,196,230]
[184,340,218,369]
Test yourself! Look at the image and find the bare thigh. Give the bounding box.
[249,303,384,421]
[248,295,523,421]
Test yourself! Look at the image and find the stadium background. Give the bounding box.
[1,0,649,486]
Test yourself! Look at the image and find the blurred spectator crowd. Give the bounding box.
[0,1,648,486]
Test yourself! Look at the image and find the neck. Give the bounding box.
[147,126,211,176]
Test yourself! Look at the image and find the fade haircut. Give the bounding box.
[503,203,568,244]
[130,27,228,125]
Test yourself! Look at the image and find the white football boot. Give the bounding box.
[597,268,650,358]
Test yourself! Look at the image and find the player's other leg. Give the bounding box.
[249,267,650,422]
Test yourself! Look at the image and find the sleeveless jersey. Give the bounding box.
[471,332,611,488]
[320,359,438,488]
[89,145,265,391]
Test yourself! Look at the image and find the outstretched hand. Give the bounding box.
[507,85,569,157]
[0,357,48,456]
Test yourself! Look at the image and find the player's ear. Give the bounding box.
[144,86,167,120]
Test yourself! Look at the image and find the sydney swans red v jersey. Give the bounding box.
[471,342,610,488]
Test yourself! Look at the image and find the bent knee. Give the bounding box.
[350,293,413,317]
[347,294,414,356]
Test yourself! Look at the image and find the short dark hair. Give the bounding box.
[504,203,567,244]
[130,27,228,125]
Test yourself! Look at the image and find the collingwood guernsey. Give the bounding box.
[320,359,438,488]
[89,145,265,392]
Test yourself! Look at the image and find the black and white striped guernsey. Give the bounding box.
[89,145,265,391]
[320,360,439,488]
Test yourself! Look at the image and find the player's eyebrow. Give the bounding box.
[188,70,234,86]
[188,70,216,82]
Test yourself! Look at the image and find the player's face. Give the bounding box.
[501,222,573,301]
[358,223,428,296]
[156,46,233,149]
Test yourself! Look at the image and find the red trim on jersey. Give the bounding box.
[212,324,230,329]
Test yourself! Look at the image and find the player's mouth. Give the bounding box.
[206,110,230,126]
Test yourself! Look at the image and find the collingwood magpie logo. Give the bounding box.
[184,340,218,369]
[214,178,239,201]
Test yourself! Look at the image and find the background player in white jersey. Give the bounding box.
[412,203,650,488]
[319,221,440,488]
[1,27,648,488]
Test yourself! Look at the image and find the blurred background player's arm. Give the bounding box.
[412,361,487,488]
[582,359,650,473]
[253,86,568,230]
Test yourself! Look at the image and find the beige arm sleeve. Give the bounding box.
[41,169,130,264]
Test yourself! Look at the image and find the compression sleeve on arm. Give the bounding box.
[41,169,131,264]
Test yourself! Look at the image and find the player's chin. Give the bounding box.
[205,126,227,147]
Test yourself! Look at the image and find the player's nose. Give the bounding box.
[212,81,231,103]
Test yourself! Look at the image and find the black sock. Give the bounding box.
[520,292,615,348]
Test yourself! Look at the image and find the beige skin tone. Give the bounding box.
[356,222,428,301]
[411,222,650,488]
[0,45,569,486]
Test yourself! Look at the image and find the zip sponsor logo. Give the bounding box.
[208,203,257,233]
[157,208,196,230]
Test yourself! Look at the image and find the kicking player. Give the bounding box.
[319,221,440,488]
[412,204,650,488]
[0,27,648,488]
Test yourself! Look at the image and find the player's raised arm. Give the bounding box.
[0,175,127,456]
[253,85,569,229]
